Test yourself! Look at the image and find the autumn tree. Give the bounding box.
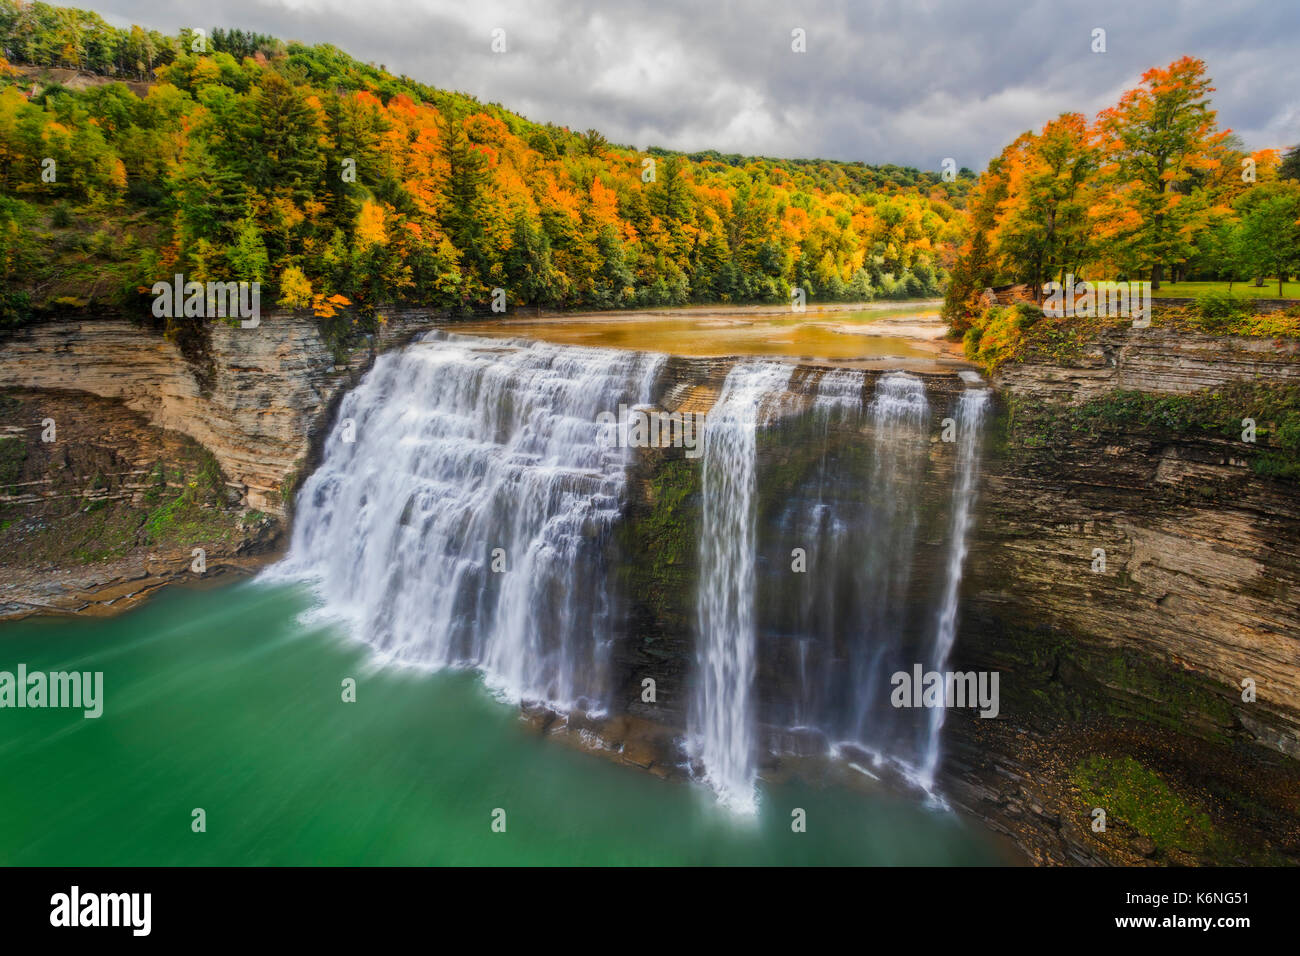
[503,212,559,306]
[438,115,491,300]
[942,150,1009,329]
[1094,56,1229,288]
[1279,145,1300,182]
[0,2,969,316]
[992,113,1099,291]
[579,128,607,157]
[1197,219,1248,291]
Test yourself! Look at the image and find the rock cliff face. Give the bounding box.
[967,327,1300,757]
[0,311,444,515]
[0,310,444,618]
[602,331,1300,865]
[610,357,968,735]
[943,326,1300,865]
[0,387,278,618]
[996,326,1300,401]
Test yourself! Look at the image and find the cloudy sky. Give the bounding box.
[91,0,1298,171]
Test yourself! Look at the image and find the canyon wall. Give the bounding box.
[0,312,443,515]
[0,311,444,618]
[995,325,1300,401]
[611,357,967,737]
[941,326,1300,865]
[964,326,1300,758]
[606,328,1300,863]
[5,318,1293,758]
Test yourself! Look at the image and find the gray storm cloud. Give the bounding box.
[90,0,1299,169]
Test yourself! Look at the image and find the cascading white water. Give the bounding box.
[269,331,663,715]
[272,328,987,811]
[761,370,992,793]
[769,371,931,756]
[921,387,990,788]
[783,368,868,730]
[691,361,795,814]
[852,372,931,743]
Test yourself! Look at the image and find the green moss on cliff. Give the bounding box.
[640,458,697,571]
[967,622,1238,743]
[1072,754,1219,856]
[142,450,234,548]
[0,434,27,492]
[1091,650,1238,737]
[1001,383,1300,481]
[617,456,700,650]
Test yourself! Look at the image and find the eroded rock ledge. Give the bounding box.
[0,310,446,617]
[0,310,446,515]
[972,327,1300,757]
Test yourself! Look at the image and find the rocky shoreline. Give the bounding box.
[1,549,277,622]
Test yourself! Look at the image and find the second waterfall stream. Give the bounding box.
[270,332,990,814]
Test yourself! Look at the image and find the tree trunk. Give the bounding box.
[1151,262,1162,291]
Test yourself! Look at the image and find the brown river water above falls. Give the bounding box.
[448,301,973,372]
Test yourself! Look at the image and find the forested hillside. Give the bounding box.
[0,1,973,328]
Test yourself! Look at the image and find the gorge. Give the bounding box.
[1,308,1298,866]
[2,0,1298,882]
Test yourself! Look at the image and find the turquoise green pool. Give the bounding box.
[0,581,1001,865]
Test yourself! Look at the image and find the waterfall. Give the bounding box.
[851,373,932,749]
[271,327,989,812]
[766,372,930,756]
[691,361,794,814]
[270,332,662,715]
[760,372,991,793]
[921,387,990,788]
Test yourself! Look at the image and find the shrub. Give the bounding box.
[1013,302,1043,329]
[1194,290,1250,331]
[968,305,1025,370]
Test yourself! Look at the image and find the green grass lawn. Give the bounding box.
[1152,280,1300,299]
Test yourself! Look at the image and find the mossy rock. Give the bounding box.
[1072,754,1221,858]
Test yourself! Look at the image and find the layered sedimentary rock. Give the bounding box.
[0,311,442,515]
[3,314,1298,863]
[612,356,969,740]
[0,310,445,617]
[0,388,277,618]
[941,327,1300,865]
[963,328,1300,758]
[996,326,1300,401]
[609,328,1300,862]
